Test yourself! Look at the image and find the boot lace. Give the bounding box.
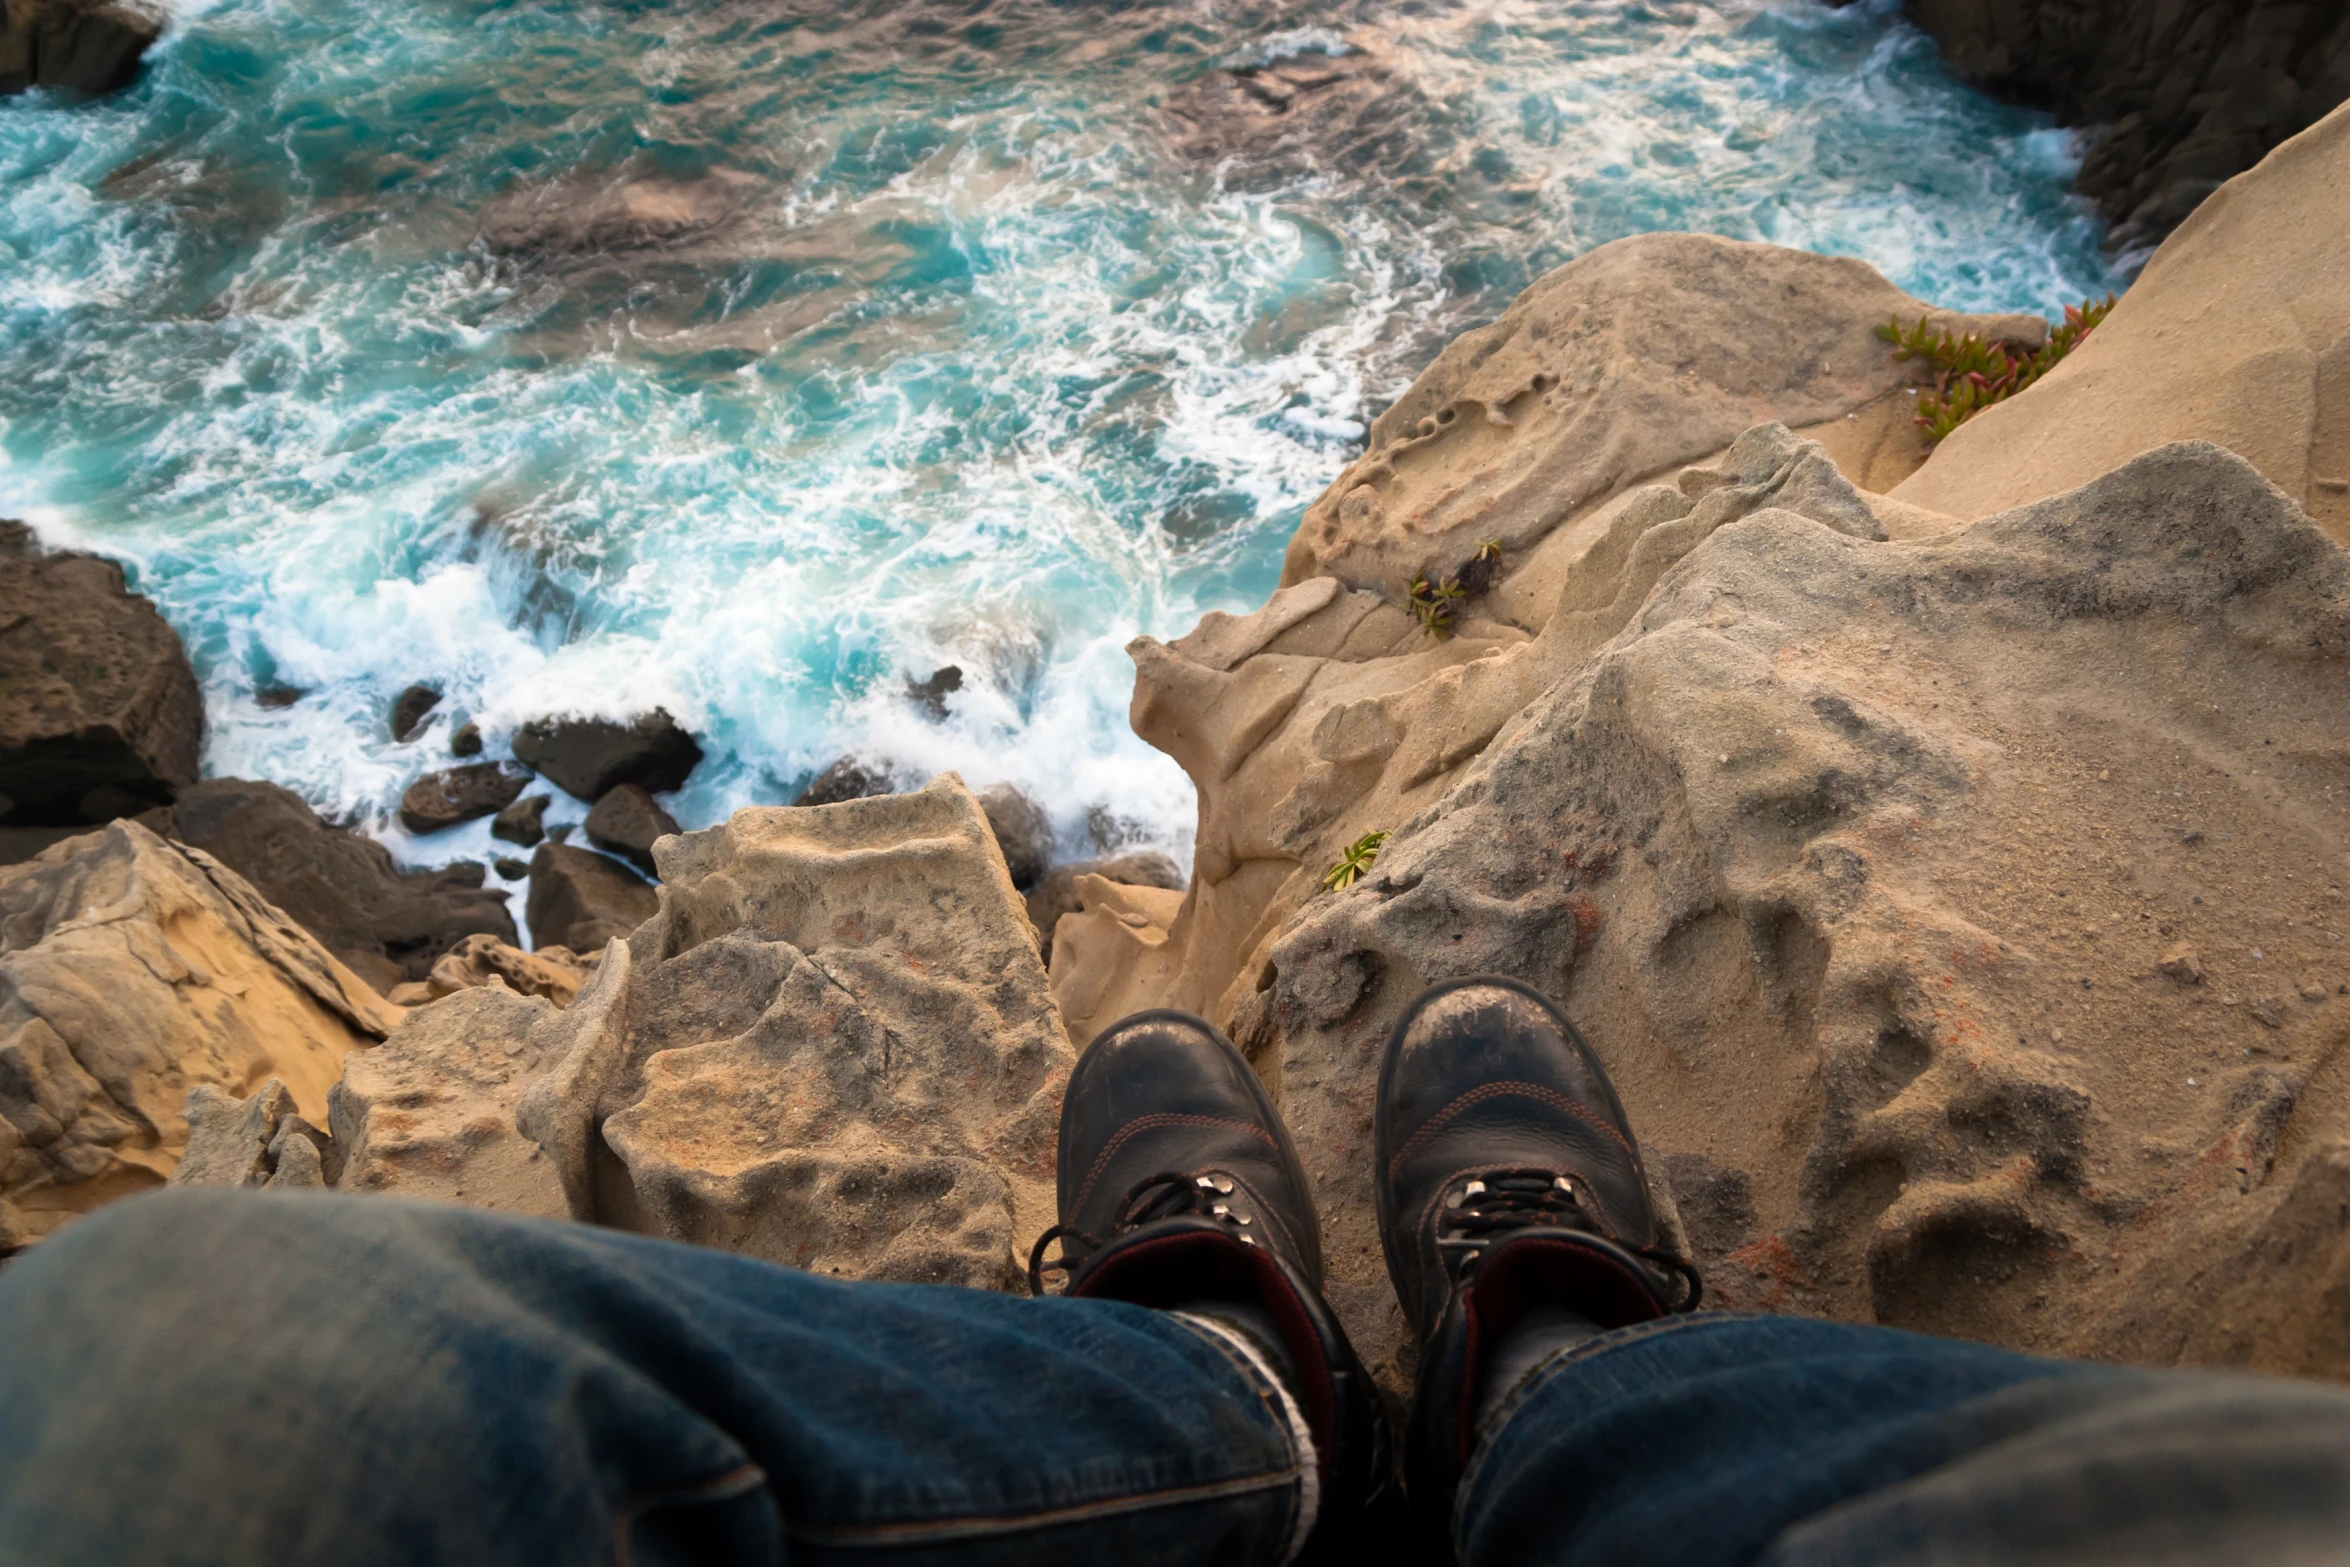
[1027,1171,1259,1297]
[1441,1170,1703,1311]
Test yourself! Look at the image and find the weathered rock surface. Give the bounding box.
[1231,441,2350,1388]
[524,841,659,953]
[390,684,441,743]
[794,755,895,807]
[386,932,591,1010]
[1025,850,1185,966]
[584,783,678,878]
[166,778,517,982]
[512,709,703,801]
[328,775,1074,1290]
[1894,0,2350,260]
[0,0,161,97]
[398,762,530,835]
[168,1079,337,1191]
[491,793,549,847]
[977,783,1052,892]
[0,823,397,1246]
[1280,232,2039,599]
[1896,99,2350,551]
[0,520,202,827]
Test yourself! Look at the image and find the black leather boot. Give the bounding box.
[1374,976,1701,1528]
[1030,1009,1399,1564]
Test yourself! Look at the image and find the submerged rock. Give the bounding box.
[906,664,963,719]
[976,783,1051,892]
[491,794,549,847]
[397,762,530,835]
[512,709,703,801]
[167,778,517,982]
[389,684,441,743]
[584,783,678,878]
[0,520,202,827]
[0,823,397,1247]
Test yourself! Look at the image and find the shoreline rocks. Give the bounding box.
[512,709,703,800]
[0,0,162,98]
[525,841,657,952]
[397,762,530,835]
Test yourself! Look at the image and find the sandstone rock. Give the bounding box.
[491,794,549,847]
[0,0,161,96]
[0,520,202,826]
[512,709,702,801]
[168,1080,295,1190]
[333,776,1074,1291]
[0,823,397,1244]
[1897,0,2350,259]
[1896,99,2350,552]
[1024,851,1184,965]
[584,783,678,878]
[422,932,590,1008]
[398,763,530,835]
[977,783,1051,892]
[390,684,441,743]
[168,778,517,980]
[794,755,895,807]
[1048,872,1189,1048]
[1279,233,2039,599]
[1236,441,2350,1387]
[525,842,657,952]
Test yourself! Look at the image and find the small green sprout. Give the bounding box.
[1875,294,2117,443]
[1471,539,1502,563]
[1407,571,1466,639]
[1321,829,1390,892]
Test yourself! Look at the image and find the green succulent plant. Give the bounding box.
[1406,570,1467,639]
[1321,829,1391,892]
[1877,295,2117,444]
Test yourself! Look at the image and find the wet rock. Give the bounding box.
[390,684,441,743]
[398,763,530,835]
[584,783,679,878]
[491,794,549,847]
[906,664,963,720]
[0,519,202,826]
[794,755,895,807]
[512,709,702,801]
[1165,40,1444,196]
[1025,851,1184,965]
[165,778,517,982]
[0,0,162,97]
[976,783,1051,891]
[0,822,397,1244]
[254,685,304,710]
[526,842,658,953]
[493,855,530,881]
[450,721,482,757]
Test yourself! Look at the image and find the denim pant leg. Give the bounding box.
[1457,1313,2350,1567]
[0,1189,1307,1567]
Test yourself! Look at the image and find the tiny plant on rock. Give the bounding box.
[1321,829,1390,892]
[1877,295,2117,443]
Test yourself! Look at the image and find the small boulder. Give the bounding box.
[492,855,530,881]
[491,794,550,847]
[423,931,591,1008]
[449,721,483,757]
[390,684,441,743]
[585,783,679,878]
[255,685,304,710]
[977,783,1052,891]
[906,664,963,720]
[1024,851,1185,963]
[399,763,529,834]
[0,519,202,825]
[526,841,659,952]
[512,709,702,800]
[794,755,895,807]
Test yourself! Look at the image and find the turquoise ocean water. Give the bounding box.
[0,0,2120,876]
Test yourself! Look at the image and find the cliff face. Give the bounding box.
[1896,0,2350,261]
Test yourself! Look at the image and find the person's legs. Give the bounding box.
[0,1187,1308,1567]
[1459,1313,2350,1567]
[1367,974,2350,1566]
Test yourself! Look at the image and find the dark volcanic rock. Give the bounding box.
[584,783,679,878]
[794,755,896,807]
[0,519,202,826]
[0,0,162,97]
[167,777,517,981]
[976,783,1051,891]
[906,664,963,720]
[527,841,659,952]
[492,855,531,881]
[390,684,442,743]
[491,794,549,847]
[1893,0,2350,259]
[449,721,482,757]
[512,708,703,800]
[399,763,529,834]
[1024,851,1184,964]
[255,685,304,710]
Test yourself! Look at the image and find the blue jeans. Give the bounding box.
[2,1191,2347,1566]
